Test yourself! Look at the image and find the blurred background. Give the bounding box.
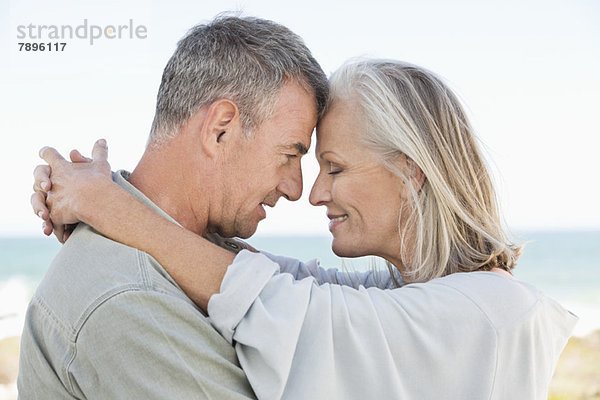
[1,0,599,398]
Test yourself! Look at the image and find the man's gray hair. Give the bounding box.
[149,14,329,145]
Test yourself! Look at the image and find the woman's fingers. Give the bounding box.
[92,139,108,161]
[32,160,53,236]
[31,192,50,220]
[42,219,54,236]
[39,146,66,167]
[53,223,76,243]
[34,144,97,242]
[67,139,108,164]
[53,223,65,243]
[70,149,92,163]
[33,164,52,193]
[33,140,109,241]
[62,224,77,242]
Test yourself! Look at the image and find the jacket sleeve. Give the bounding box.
[260,251,401,289]
[208,251,490,400]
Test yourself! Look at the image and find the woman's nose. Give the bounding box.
[309,173,331,206]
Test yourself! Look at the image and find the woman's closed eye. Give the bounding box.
[328,163,343,175]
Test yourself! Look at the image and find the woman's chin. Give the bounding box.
[331,239,365,259]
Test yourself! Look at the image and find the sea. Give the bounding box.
[1,231,599,341]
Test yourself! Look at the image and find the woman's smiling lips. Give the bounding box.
[327,213,348,231]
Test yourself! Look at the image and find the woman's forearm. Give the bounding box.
[81,178,235,311]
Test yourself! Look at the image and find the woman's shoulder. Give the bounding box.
[430,270,538,299]
[362,272,539,330]
[427,272,538,312]
[425,271,576,332]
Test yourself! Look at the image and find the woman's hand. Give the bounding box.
[33,138,235,311]
[31,139,112,242]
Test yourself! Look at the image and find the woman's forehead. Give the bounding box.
[317,102,361,142]
[315,110,369,162]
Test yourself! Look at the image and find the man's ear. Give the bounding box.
[200,99,240,158]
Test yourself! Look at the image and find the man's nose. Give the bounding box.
[278,165,303,202]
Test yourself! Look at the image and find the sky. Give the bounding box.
[0,0,599,237]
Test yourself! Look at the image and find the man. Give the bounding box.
[19,15,328,399]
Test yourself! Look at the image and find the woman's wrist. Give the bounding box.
[74,175,121,228]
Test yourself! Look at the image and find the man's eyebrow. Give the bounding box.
[294,142,309,155]
[285,142,308,155]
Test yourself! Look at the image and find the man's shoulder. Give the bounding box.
[38,223,142,292]
[20,228,254,400]
[32,223,194,333]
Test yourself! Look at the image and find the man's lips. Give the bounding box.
[257,202,276,220]
[257,203,266,219]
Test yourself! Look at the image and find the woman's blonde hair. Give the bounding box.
[327,59,522,284]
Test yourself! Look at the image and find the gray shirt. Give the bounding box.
[18,170,256,399]
[209,251,578,400]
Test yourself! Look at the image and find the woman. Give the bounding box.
[32,59,576,399]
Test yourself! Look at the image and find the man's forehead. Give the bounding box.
[276,121,313,151]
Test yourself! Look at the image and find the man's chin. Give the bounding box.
[233,222,259,240]
[213,219,259,240]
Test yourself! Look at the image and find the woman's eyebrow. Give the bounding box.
[317,150,337,160]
